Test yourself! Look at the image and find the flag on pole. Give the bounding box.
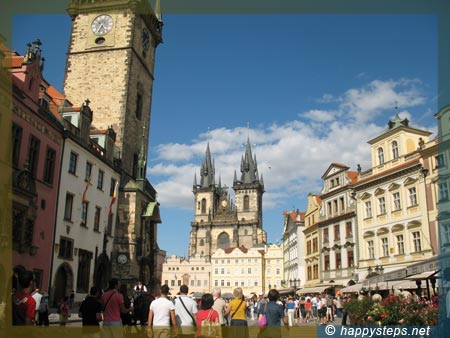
[82,171,92,203]
[109,181,118,216]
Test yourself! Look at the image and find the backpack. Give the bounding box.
[38,300,47,313]
[200,310,217,338]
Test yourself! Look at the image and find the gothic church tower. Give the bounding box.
[63,0,163,290]
[190,140,267,261]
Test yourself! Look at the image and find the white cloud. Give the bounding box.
[148,78,432,213]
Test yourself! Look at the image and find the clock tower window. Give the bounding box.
[132,153,138,178]
[243,195,249,211]
[201,199,206,214]
[135,93,143,120]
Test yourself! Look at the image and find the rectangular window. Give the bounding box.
[323,228,329,242]
[334,225,340,241]
[12,124,23,167]
[97,170,104,190]
[221,268,225,275]
[76,249,92,293]
[393,192,401,210]
[306,240,311,255]
[94,206,101,232]
[69,151,78,174]
[436,154,445,168]
[313,264,319,279]
[412,231,422,252]
[439,182,449,201]
[81,202,88,225]
[85,162,92,181]
[327,202,332,215]
[312,238,318,252]
[59,237,73,259]
[324,255,330,271]
[367,240,374,259]
[365,201,372,218]
[28,135,40,177]
[347,250,354,267]
[248,268,251,274]
[335,252,341,269]
[381,237,389,257]
[340,197,345,211]
[307,266,312,280]
[107,213,113,236]
[64,193,74,221]
[346,222,352,237]
[409,187,417,206]
[43,147,56,185]
[396,235,405,255]
[109,178,116,196]
[378,197,386,214]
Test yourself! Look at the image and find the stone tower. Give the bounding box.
[63,0,163,290]
[190,140,267,261]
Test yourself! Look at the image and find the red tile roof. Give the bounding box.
[346,171,358,184]
[224,246,248,254]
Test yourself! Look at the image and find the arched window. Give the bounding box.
[392,141,399,159]
[377,147,384,165]
[201,199,206,214]
[243,195,250,211]
[217,232,230,249]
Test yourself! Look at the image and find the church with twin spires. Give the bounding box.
[189,139,267,261]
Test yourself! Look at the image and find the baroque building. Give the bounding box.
[189,140,267,261]
[317,163,358,288]
[62,0,163,290]
[353,115,434,281]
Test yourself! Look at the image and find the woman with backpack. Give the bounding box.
[257,289,288,338]
[196,293,219,337]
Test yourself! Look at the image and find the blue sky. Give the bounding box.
[12,13,438,257]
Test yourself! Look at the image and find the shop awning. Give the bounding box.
[404,270,439,280]
[340,283,363,293]
[277,288,296,295]
[296,285,333,295]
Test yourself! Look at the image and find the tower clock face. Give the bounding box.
[117,254,128,265]
[91,14,113,35]
[141,28,150,51]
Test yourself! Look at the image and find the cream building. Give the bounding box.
[353,115,434,281]
[263,243,284,292]
[162,254,211,295]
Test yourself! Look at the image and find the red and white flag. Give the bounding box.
[82,171,92,203]
[109,181,118,216]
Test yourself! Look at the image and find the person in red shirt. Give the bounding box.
[12,270,36,325]
[196,293,219,337]
[102,278,133,338]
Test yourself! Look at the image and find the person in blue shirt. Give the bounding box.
[258,289,288,338]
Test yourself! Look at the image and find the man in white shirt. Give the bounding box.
[31,289,43,324]
[174,285,198,338]
[148,285,177,338]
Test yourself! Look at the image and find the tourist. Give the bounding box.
[59,296,70,326]
[102,278,133,338]
[225,287,248,338]
[12,270,36,325]
[37,294,50,326]
[196,293,219,337]
[258,289,288,338]
[174,284,198,338]
[31,288,43,324]
[79,286,103,337]
[148,284,177,338]
[285,296,295,326]
[119,284,133,331]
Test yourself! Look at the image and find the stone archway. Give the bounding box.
[53,263,73,306]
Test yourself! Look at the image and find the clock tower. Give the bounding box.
[63,0,163,290]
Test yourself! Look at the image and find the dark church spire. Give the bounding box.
[199,143,215,188]
[239,137,259,184]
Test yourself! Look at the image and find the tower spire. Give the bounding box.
[240,137,258,184]
[199,142,215,188]
[154,0,163,22]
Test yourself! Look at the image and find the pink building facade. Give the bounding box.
[7,41,64,292]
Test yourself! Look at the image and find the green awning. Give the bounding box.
[143,202,161,223]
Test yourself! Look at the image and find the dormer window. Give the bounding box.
[40,98,49,111]
[377,147,384,165]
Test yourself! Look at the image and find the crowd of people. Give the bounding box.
[11,269,348,338]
